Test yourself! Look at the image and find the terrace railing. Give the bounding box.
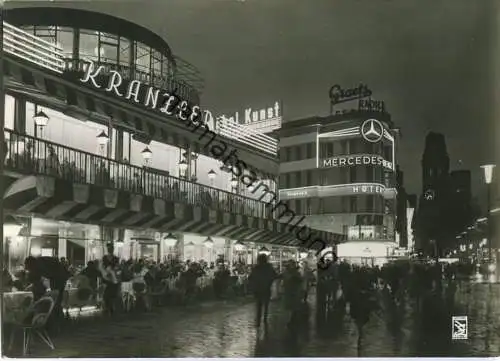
[4,129,272,220]
[3,22,65,73]
[2,21,200,104]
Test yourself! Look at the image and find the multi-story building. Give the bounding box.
[276,111,399,265]
[2,7,343,271]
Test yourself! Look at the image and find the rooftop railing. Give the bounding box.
[4,128,272,220]
[2,21,201,104]
[3,22,65,73]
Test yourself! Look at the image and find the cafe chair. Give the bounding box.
[8,296,56,356]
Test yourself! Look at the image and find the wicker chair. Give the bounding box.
[8,296,56,355]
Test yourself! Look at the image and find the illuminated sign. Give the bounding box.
[361,119,384,143]
[329,84,372,105]
[76,61,279,154]
[321,155,393,170]
[217,102,282,133]
[358,98,386,113]
[352,184,385,194]
[220,101,282,129]
[279,183,394,200]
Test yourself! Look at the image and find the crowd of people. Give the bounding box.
[3,242,478,342]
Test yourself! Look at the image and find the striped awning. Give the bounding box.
[3,56,279,180]
[3,175,345,249]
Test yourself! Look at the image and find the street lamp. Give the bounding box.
[33,109,49,128]
[96,130,109,156]
[203,236,214,248]
[208,169,216,186]
[178,159,188,178]
[141,147,153,165]
[258,246,271,256]
[230,177,238,190]
[163,233,177,246]
[481,164,495,264]
[234,240,246,252]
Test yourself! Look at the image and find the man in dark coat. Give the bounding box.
[248,254,277,327]
[24,256,71,321]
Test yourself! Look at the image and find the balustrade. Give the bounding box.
[3,129,271,219]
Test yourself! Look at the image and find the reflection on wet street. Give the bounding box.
[21,283,500,357]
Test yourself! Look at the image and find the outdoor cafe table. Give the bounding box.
[2,291,33,324]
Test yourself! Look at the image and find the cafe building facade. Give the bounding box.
[2,7,344,272]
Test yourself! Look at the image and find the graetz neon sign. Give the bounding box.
[321,155,393,170]
[329,83,372,105]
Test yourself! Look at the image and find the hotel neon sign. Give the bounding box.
[279,183,396,200]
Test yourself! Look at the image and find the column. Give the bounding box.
[224,239,231,265]
[115,128,124,161]
[14,98,26,134]
[176,233,184,261]
[58,228,68,259]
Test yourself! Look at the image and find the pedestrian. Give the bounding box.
[248,254,277,327]
[24,256,71,324]
[99,242,120,315]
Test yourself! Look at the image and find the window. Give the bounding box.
[99,33,118,63]
[306,171,312,186]
[296,171,302,186]
[349,166,357,183]
[279,176,287,189]
[350,196,358,213]
[151,50,162,78]
[34,26,56,43]
[366,166,374,182]
[327,143,334,157]
[57,27,73,57]
[295,146,301,161]
[285,147,291,162]
[79,30,98,61]
[306,143,313,158]
[367,195,374,211]
[119,38,131,67]
[136,43,151,73]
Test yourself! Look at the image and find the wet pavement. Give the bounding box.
[8,282,500,357]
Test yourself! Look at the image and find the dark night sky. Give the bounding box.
[10,0,499,202]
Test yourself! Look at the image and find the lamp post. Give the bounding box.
[33,107,49,138]
[96,130,109,157]
[208,169,216,187]
[481,164,495,265]
[141,147,152,166]
[178,159,188,178]
[33,107,49,159]
[230,177,238,193]
[204,236,214,263]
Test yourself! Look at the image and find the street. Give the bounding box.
[17,282,500,358]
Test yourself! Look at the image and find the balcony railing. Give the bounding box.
[4,129,272,220]
[3,22,65,73]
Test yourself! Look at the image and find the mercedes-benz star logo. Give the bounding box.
[361,119,384,143]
